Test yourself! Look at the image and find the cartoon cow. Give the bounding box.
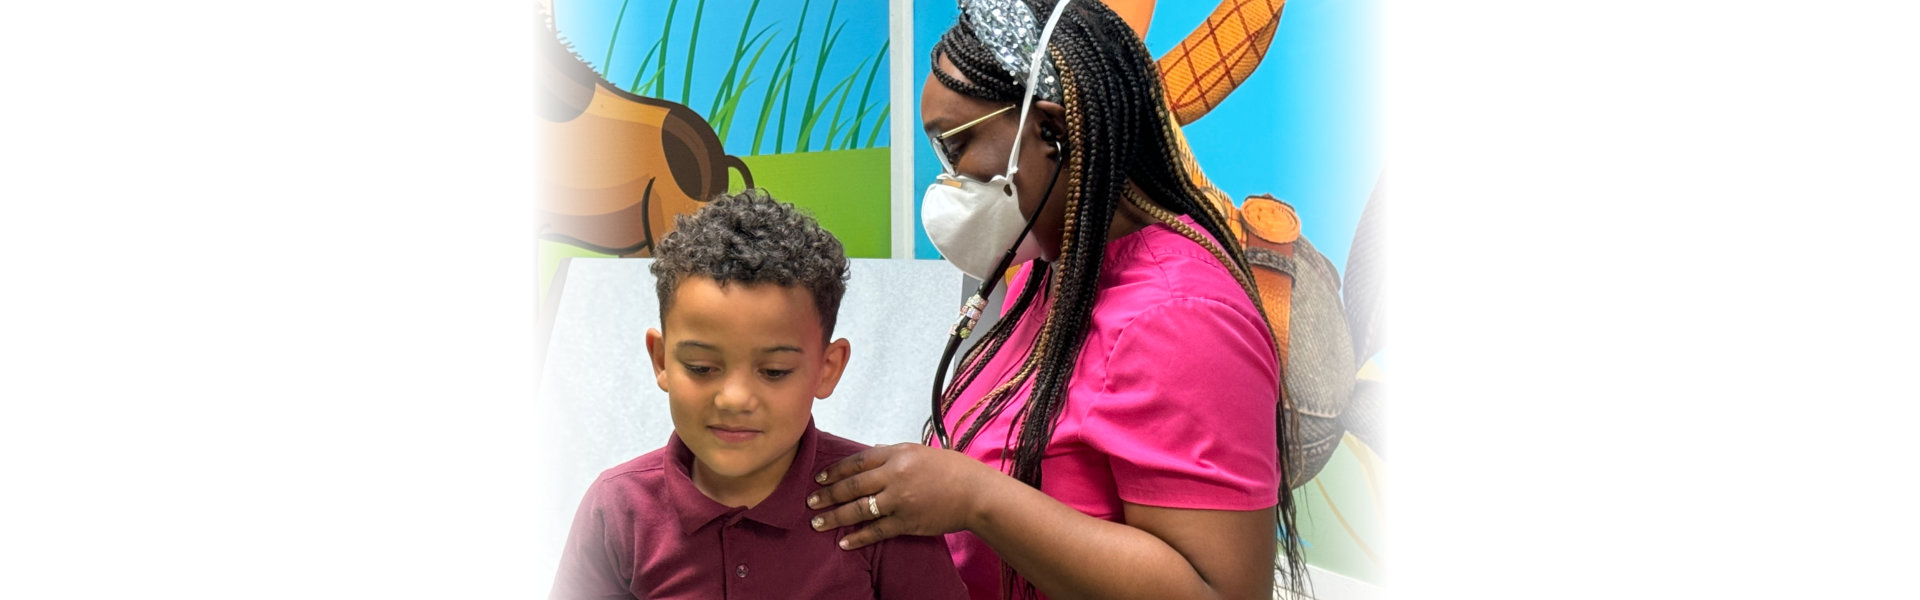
[537,9,751,258]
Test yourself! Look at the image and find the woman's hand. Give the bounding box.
[805,442,1004,549]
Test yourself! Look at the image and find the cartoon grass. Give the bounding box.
[597,0,889,155]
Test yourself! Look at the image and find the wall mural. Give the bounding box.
[537,0,894,319]
[538,0,1382,587]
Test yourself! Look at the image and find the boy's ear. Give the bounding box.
[812,338,852,399]
[645,328,669,392]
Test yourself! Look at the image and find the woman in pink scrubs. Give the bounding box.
[807,1,1306,598]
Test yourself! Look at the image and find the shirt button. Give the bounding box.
[736,564,748,578]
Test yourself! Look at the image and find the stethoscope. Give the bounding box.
[929,135,1066,449]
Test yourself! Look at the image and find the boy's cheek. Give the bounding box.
[664,390,707,427]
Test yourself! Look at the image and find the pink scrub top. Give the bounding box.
[939,215,1282,600]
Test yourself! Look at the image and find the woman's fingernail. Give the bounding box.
[839,539,850,550]
[812,516,825,530]
[807,494,819,508]
[816,471,827,484]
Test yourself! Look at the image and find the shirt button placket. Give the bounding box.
[722,516,749,598]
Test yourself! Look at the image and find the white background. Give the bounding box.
[3,1,1917,598]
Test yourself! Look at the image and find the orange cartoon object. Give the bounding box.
[536,11,751,258]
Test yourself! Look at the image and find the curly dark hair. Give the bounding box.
[650,188,850,341]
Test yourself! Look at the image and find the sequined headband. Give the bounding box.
[959,0,1063,103]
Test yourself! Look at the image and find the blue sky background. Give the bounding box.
[910,1,959,259]
[912,0,1380,272]
[553,0,894,157]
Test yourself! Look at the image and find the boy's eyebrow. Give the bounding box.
[672,340,804,354]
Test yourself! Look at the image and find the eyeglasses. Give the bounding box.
[927,105,1015,174]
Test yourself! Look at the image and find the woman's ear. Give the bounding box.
[1035,100,1067,136]
[1035,100,1069,158]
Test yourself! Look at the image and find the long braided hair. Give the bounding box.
[928,1,1309,598]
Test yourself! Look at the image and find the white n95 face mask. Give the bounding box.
[921,0,1074,283]
[922,171,1045,282]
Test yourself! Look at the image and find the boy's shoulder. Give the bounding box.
[810,428,872,465]
[591,445,672,490]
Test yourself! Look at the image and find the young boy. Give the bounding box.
[549,189,966,599]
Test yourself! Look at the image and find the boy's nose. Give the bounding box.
[713,375,758,413]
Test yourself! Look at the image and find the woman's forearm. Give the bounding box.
[805,444,1276,598]
[966,475,1260,600]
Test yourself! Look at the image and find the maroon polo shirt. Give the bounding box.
[550,421,967,599]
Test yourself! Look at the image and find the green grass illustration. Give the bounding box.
[627,37,664,94]
[773,0,812,156]
[794,0,846,153]
[750,37,799,156]
[603,0,632,75]
[654,0,677,98]
[803,70,857,151]
[597,0,888,156]
[711,28,776,143]
[843,40,888,150]
[864,105,890,148]
[705,0,767,119]
[679,0,707,105]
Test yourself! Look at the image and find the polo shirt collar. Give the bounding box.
[664,420,821,533]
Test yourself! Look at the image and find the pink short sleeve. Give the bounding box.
[1086,298,1281,510]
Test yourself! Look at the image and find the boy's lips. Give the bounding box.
[708,426,761,444]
